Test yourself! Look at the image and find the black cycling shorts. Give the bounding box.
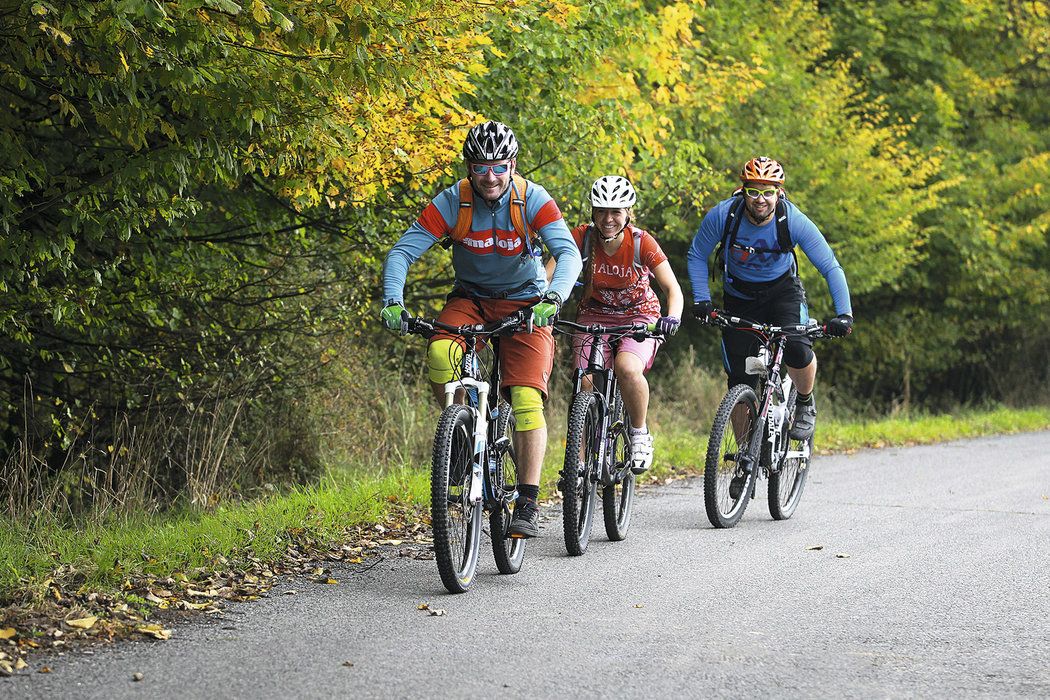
[721,273,814,389]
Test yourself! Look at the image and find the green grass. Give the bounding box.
[0,467,429,600]
[2,407,1048,602]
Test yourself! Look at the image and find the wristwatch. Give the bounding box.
[541,290,563,309]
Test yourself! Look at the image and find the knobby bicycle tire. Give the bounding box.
[490,400,525,574]
[431,404,482,593]
[602,391,635,541]
[561,391,600,556]
[768,389,811,520]
[704,384,760,528]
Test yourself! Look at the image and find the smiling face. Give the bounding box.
[592,207,629,238]
[742,182,780,224]
[467,159,515,202]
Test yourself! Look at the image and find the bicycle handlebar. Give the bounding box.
[704,309,829,339]
[401,309,534,339]
[554,319,663,340]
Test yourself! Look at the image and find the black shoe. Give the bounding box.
[729,475,747,500]
[507,498,540,539]
[789,401,816,440]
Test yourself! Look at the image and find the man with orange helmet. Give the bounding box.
[685,156,853,441]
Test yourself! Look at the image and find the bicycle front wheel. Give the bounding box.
[431,404,483,593]
[602,391,635,541]
[561,391,600,556]
[704,383,760,528]
[490,400,525,574]
[769,390,811,520]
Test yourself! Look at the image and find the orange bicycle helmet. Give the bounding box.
[740,156,785,185]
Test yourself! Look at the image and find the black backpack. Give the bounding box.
[712,192,797,279]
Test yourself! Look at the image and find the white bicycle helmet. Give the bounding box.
[463,120,519,162]
[590,175,637,208]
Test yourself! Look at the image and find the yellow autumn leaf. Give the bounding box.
[136,624,172,640]
[0,628,16,639]
[66,616,98,629]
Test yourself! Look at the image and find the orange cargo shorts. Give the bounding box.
[432,296,554,399]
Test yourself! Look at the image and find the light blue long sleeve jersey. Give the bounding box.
[685,197,852,316]
[383,179,582,305]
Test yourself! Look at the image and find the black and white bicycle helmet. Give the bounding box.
[462,120,519,162]
[590,175,637,208]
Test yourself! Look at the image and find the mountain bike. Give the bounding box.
[701,310,830,528]
[554,320,663,555]
[403,310,531,593]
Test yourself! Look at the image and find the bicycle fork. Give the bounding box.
[445,377,490,504]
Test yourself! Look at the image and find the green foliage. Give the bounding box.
[0,0,491,503]
[1,0,1048,519]
[819,0,1050,405]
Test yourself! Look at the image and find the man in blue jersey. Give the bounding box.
[381,121,582,538]
[686,156,853,442]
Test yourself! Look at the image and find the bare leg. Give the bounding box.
[787,356,816,395]
[514,425,547,486]
[614,352,649,429]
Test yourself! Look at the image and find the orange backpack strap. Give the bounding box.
[450,178,474,243]
[450,175,537,256]
[508,174,532,242]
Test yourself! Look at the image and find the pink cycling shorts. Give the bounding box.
[570,310,662,373]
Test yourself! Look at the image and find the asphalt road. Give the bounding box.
[8,431,1050,699]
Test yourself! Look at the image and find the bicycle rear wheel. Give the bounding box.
[704,383,760,528]
[431,404,482,593]
[490,401,525,574]
[561,391,600,556]
[602,391,635,541]
[769,390,811,520]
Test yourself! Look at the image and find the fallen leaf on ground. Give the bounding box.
[835,553,851,559]
[186,589,218,598]
[805,545,824,551]
[417,602,446,616]
[136,624,171,640]
[343,661,354,667]
[66,616,98,630]
[15,658,28,670]
[283,590,297,595]
[0,628,16,639]
[133,672,144,681]
[39,666,52,673]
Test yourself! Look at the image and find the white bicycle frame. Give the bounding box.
[444,376,490,504]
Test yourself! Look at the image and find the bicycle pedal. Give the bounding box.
[509,532,526,539]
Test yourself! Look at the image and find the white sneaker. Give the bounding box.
[629,430,654,474]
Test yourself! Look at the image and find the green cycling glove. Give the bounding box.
[532,292,561,328]
[381,302,407,332]
[531,302,558,327]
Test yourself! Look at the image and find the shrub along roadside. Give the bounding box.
[3,406,1048,605]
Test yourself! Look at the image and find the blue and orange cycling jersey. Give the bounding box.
[383,179,581,304]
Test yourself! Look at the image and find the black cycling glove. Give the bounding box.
[826,314,854,337]
[691,300,715,323]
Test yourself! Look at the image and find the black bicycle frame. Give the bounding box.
[564,323,651,486]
